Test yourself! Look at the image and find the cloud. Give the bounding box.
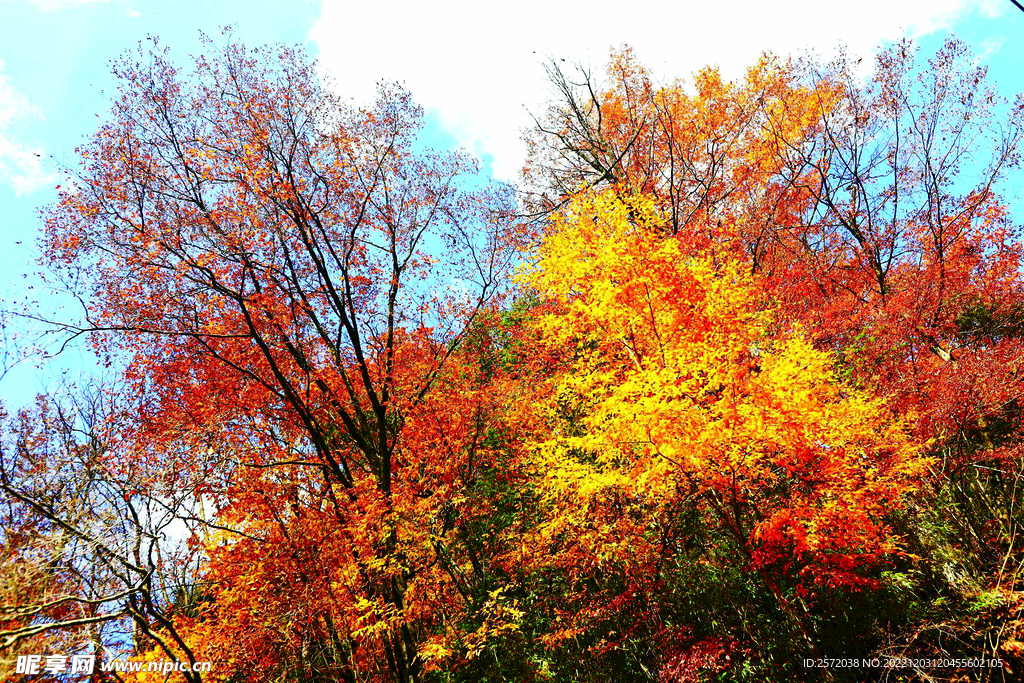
[0,60,56,195]
[311,0,1007,181]
[979,37,1005,59]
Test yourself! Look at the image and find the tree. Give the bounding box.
[515,189,925,679]
[525,39,1024,679]
[0,384,207,681]
[42,34,518,683]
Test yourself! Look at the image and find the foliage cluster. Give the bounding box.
[2,33,1024,683]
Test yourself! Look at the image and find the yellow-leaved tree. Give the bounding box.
[518,189,928,669]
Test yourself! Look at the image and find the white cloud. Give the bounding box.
[0,60,56,195]
[979,37,1005,59]
[311,0,1007,181]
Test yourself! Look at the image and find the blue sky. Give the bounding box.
[0,0,325,407]
[0,0,1022,409]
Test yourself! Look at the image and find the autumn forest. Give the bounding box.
[2,32,1024,683]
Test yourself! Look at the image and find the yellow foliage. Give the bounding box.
[521,189,927,588]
